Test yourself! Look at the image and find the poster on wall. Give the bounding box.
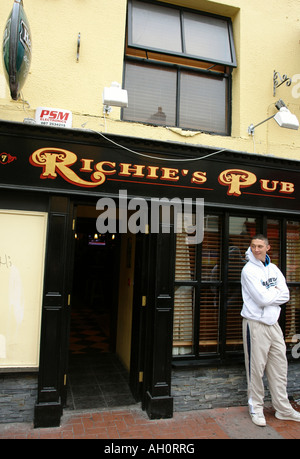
[2,0,32,100]
[0,210,47,369]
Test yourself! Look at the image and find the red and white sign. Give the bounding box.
[35,107,72,128]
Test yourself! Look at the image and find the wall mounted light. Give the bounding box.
[248,99,299,135]
[102,82,128,114]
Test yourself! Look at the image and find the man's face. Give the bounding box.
[250,238,270,262]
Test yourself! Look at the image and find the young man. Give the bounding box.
[241,234,300,426]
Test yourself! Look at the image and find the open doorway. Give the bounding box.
[66,205,137,411]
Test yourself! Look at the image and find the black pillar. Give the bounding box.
[34,196,72,428]
[144,226,175,419]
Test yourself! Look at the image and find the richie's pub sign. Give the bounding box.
[28,147,296,200]
[0,142,298,209]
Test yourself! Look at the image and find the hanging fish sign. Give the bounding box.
[2,0,32,100]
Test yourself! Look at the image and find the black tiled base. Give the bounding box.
[67,353,136,411]
[66,309,136,411]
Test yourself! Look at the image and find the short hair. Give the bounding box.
[251,234,269,245]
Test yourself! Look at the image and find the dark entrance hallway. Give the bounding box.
[66,334,136,411]
[65,213,136,411]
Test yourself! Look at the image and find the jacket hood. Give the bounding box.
[245,246,270,266]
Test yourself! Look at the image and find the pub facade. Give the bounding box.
[0,0,300,427]
[1,121,300,427]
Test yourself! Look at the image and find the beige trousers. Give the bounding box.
[242,318,293,416]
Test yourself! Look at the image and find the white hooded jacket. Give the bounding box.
[241,247,290,325]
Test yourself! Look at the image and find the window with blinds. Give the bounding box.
[199,215,221,353]
[285,221,300,348]
[173,286,194,356]
[267,219,300,348]
[226,217,258,351]
[267,220,280,267]
[173,214,222,356]
[124,0,236,135]
[173,212,300,362]
[173,231,196,355]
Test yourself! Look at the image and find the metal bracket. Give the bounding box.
[103,105,112,115]
[273,70,291,96]
[76,33,80,62]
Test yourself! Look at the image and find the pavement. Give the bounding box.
[0,401,300,441]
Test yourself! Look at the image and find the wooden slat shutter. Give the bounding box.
[173,232,195,355]
[226,217,257,351]
[199,216,221,353]
[285,221,300,345]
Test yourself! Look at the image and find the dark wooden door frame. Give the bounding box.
[34,197,176,427]
[34,196,74,428]
[142,224,176,419]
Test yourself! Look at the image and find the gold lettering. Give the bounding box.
[160,167,179,181]
[280,181,295,194]
[218,169,257,196]
[92,161,116,182]
[191,171,207,184]
[119,163,145,177]
[260,179,279,192]
[30,148,106,187]
[80,158,94,172]
[146,166,159,179]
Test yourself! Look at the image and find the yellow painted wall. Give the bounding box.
[0,0,299,159]
[116,233,136,370]
[0,210,47,368]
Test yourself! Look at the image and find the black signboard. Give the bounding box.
[0,125,299,212]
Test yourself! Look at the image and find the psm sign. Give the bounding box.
[35,107,73,128]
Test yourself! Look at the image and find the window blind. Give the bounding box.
[225,217,257,350]
[129,0,237,67]
[124,62,177,126]
[175,232,196,281]
[130,0,182,53]
[172,214,300,361]
[125,1,236,134]
[173,232,195,355]
[173,286,194,355]
[226,226,246,351]
[199,216,221,352]
[201,217,221,281]
[179,71,227,133]
[285,221,300,346]
[199,287,219,352]
[267,220,280,267]
[182,11,234,63]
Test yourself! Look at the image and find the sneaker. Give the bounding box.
[251,413,266,426]
[275,410,300,422]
